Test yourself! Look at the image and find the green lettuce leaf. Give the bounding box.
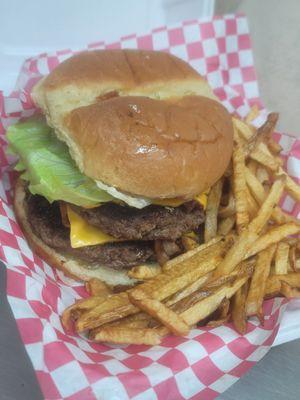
[7,118,114,207]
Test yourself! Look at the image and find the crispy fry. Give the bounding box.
[75,292,138,332]
[128,264,162,280]
[246,187,259,219]
[246,245,276,319]
[180,274,250,326]
[165,273,211,306]
[181,235,199,251]
[129,291,189,336]
[231,282,249,334]
[163,236,226,271]
[248,177,285,234]
[232,142,249,232]
[217,216,235,236]
[85,279,112,297]
[204,179,223,242]
[61,295,108,331]
[265,275,281,298]
[268,139,282,155]
[207,298,230,327]
[289,243,297,272]
[276,272,300,288]
[276,167,300,202]
[90,326,162,345]
[245,167,297,225]
[76,240,228,331]
[247,223,300,258]
[218,194,236,218]
[280,282,300,299]
[250,142,281,171]
[247,159,258,175]
[256,166,270,184]
[233,117,255,141]
[274,242,290,275]
[245,105,260,124]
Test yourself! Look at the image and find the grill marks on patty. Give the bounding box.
[25,191,204,270]
[71,200,204,241]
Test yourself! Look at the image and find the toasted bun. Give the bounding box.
[64,95,233,199]
[32,49,233,199]
[14,178,136,286]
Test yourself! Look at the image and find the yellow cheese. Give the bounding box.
[66,206,117,248]
[153,191,208,209]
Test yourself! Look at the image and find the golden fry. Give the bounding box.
[280,282,300,299]
[85,278,112,297]
[129,291,189,336]
[90,326,162,345]
[245,105,260,124]
[248,177,285,234]
[204,179,223,242]
[128,264,162,280]
[250,142,281,171]
[231,282,249,335]
[232,142,249,232]
[181,235,199,251]
[247,223,300,258]
[246,245,276,319]
[265,275,281,298]
[233,117,255,141]
[256,166,270,184]
[274,242,290,275]
[276,167,300,202]
[218,194,236,218]
[217,216,235,236]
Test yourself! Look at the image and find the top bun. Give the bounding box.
[32,49,233,199]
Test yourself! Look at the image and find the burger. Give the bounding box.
[7,49,233,287]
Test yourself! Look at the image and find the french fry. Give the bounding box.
[165,273,211,306]
[129,291,189,336]
[217,216,235,236]
[274,242,290,274]
[128,264,162,280]
[90,326,162,345]
[207,298,230,327]
[180,274,250,326]
[276,167,300,202]
[181,235,199,251]
[247,223,300,258]
[245,167,297,225]
[246,187,259,219]
[265,275,281,298]
[268,139,282,155]
[256,166,270,184]
[76,240,228,331]
[247,159,258,175]
[250,142,281,171]
[204,179,223,242]
[280,282,300,299]
[245,104,260,124]
[276,272,300,288]
[75,292,138,332]
[247,177,285,234]
[218,194,236,218]
[163,236,226,271]
[233,117,255,141]
[231,282,249,334]
[232,142,249,232]
[246,245,276,319]
[61,295,109,331]
[85,278,112,297]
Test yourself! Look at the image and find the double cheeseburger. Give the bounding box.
[7,49,233,287]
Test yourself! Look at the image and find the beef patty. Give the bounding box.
[25,193,154,269]
[71,200,204,240]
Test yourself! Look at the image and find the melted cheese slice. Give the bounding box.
[67,206,118,248]
[67,192,208,248]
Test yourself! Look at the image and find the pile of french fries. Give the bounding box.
[62,107,300,345]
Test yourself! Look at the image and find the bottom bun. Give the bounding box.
[13,178,137,286]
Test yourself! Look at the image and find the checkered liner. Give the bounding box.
[0,14,299,400]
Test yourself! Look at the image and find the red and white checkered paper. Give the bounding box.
[0,14,300,400]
